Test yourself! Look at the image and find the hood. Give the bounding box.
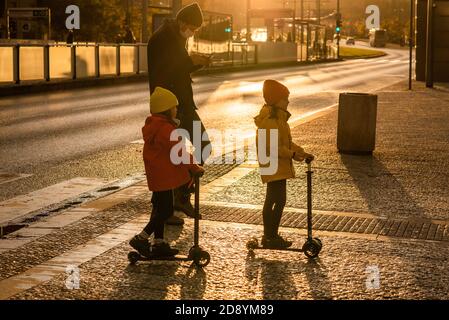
[142,114,177,143]
[160,19,187,47]
[254,105,271,128]
[254,104,291,128]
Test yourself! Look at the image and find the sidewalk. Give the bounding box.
[209,80,449,222]
[1,80,449,300]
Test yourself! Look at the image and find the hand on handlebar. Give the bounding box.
[191,165,205,178]
[305,154,315,164]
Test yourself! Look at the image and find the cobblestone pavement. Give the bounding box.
[209,81,449,221]
[2,81,449,300]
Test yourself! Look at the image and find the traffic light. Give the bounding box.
[224,19,232,33]
[336,19,342,33]
[336,13,342,34]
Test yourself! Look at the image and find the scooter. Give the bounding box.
[127,173,211,267]
[246,158,323,259]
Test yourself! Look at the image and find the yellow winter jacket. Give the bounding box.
[255,105,307,183]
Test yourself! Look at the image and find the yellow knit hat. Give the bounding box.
[150,87,179,114]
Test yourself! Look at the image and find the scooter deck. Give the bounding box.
[250,246,304,253]
[130,251,190,262]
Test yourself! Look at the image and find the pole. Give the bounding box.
[126,0,130,26]
[141,0,148,42]
[409,0,414,90]
[48,8,51,40]
[292,0,297,41]
[5,0,9,39]
[425,0,434,88]
[172,0,182,17]
[316,0,320,25]
[337,0,340,59]
[246,0,251,41]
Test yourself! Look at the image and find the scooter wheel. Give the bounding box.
[128,251,140,265]
[313,238,323,250]
[246,237,259,250]
[188,246,200,260]
[302,240,321,259]
[194,250,211,268]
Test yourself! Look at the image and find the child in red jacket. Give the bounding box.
[129,87,204,257]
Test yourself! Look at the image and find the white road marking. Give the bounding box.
[0,177,110,226]
[0,172,33,185]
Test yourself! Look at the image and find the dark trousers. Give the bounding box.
[174,107,211,205]
[177,107,211,165]
[263,179,287,238]
[144,190,174,239]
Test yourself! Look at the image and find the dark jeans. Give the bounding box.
[263,179,287,238]
[144,190,174,239]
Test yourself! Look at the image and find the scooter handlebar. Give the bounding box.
[305,157,314,164]
[192,171,204,178]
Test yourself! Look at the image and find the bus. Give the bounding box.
[369,29,387,48]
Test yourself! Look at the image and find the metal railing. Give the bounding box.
[0,42,148,84]
[0,41,337,86]
[231,43,258,66]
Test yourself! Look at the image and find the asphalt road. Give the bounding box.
[0,47,410,200]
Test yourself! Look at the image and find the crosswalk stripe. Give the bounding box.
[0,172,33,186]
[0,182,148,253]
[0,177,110,226]
[0,214,147,299]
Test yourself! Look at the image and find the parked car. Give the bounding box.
[346,37,355,45]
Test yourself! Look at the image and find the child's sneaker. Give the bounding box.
[129,235,151,257]
[151,242,179,257]
[261,235,293,249]
[273,234,293,248]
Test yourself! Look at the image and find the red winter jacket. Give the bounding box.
[142,114,201,192]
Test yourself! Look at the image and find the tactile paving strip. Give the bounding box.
[201,204,449,242]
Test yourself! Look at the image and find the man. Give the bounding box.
[147,2,211,225]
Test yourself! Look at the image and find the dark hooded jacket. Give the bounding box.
[147,19,201,112]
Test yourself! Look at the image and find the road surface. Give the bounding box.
[0,47,410,200]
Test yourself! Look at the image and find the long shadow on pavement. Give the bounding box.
[340,154,442,297]
[111,224,207,300]
[340,154,427,219]
[245,253,332,299]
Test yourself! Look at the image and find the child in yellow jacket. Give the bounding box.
[255,80,314,249]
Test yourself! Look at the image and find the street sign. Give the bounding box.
[8,8,49,19]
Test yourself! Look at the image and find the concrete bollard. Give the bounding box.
[337,92,378,155]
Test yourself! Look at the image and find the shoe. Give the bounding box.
[174,194,202,219]
[261,235,293,249]
[129,235,151,258]
[165,215,185,225]
[151,242,179,257]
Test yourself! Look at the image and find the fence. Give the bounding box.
[0,42,148,84]
[0,41,335,86]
